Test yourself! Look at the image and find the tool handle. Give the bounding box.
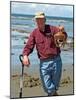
[19,54,23,64]
[19,54,24,98]
[19,54,25,67]
[19,90,22,98]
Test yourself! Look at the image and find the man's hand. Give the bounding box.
[22,55,30,67]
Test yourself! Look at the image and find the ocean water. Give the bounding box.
[11,14,73,75]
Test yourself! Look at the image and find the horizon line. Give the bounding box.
[11,13,73,19]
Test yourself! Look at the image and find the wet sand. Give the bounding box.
[10,64,74,98]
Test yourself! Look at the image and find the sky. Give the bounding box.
[11,2,73,18]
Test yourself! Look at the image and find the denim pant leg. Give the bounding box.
[40,56,62,95]
[52,56,62,90]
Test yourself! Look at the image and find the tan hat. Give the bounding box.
[34,12,45,19]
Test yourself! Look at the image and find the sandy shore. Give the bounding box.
[10,64,74,98]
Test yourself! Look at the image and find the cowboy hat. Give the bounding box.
[34,12,45,19]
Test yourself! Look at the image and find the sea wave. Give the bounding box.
[12,45,24,49]
[11,28,30,33]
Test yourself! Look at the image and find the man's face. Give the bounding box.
[36,18,45,32]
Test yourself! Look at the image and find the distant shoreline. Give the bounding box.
[11,13,73,21]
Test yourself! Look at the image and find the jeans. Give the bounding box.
[40,55,62,95]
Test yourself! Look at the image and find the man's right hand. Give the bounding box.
[22,55,30,67]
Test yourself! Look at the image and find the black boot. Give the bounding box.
[48,93,51,96]
[53,91,58,96]
[48,91,58,96]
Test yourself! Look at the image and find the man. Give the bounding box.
[22,12,67,96]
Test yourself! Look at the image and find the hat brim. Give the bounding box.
[34,15,45,19]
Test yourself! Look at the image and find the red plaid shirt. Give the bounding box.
[23,25,66,59]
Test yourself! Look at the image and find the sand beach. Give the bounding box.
[10,63,74,98]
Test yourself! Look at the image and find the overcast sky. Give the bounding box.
[11,2,73,18]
